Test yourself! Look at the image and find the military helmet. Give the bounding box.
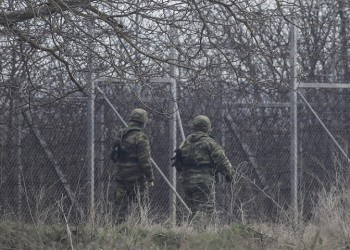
[192,115,211,132]
[129,108,148,124]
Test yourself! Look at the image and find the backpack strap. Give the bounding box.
[179,134,210,168]
[110,127,142,163]
[121,127,142,139]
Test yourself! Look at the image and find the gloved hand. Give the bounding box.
[148,181,154,187]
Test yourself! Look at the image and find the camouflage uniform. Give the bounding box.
[113,108,154,223]
[175,115,233,223]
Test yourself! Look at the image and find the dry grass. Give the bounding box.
[251,186,350,250]
[2,185,350,249]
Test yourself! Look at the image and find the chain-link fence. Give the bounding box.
[1,77,350,226]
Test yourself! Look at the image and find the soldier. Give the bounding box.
[173,115,233,226]
[111,108,154,224]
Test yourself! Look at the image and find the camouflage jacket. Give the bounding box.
[114,125,154,182]
[177,131,233,181]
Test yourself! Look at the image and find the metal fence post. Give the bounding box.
[169,21,178,223]
[290,23,298,222]
[87,78,95,224]
[169,79,177,223]
[87,18,96,225]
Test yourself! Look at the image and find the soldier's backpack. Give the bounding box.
[171,134,208,171]
[110,127,141,163]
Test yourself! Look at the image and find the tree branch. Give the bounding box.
[0,0,90,26]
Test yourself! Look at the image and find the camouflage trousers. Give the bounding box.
[114,179,149,224]
[181,176,216,226]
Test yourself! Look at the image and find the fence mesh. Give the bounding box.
[1,79,350,226]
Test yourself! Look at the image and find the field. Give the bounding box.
[1,188,350,250]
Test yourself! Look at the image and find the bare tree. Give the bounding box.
[1,0,350,223]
